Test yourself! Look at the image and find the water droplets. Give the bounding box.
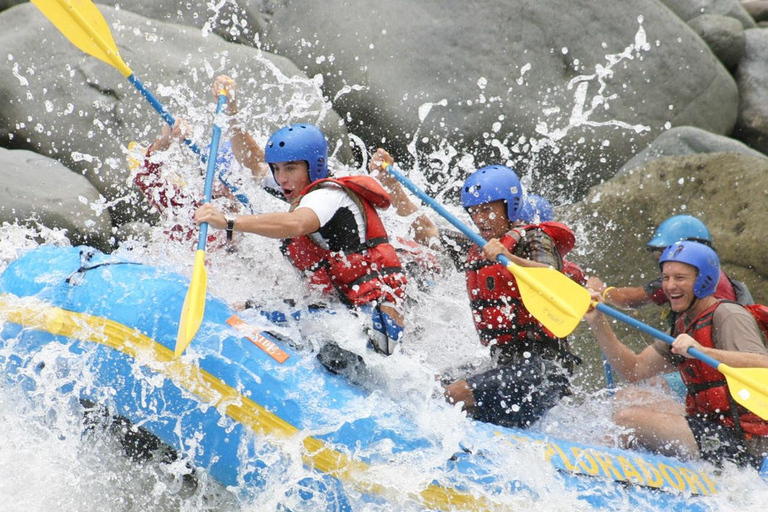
[12,62,29,87]
[516,63,532,86]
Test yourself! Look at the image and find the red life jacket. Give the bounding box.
[537,221,575,257]
[673,301,768,437]
[464,224,565,349]
[538,221,586,285]
[280,176,406,307]
[563,260,587,285]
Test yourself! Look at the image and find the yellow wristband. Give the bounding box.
[602,286,616,300]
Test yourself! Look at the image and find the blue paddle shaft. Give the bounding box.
[595,302,723,370]
[196,94,227,251]
[386,166,726,373]
[127,74,204,157]
[602,354,615,390]
[385,164,513,267]
[127,74,254,211]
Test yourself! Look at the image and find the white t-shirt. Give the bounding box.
[295,184,367,251]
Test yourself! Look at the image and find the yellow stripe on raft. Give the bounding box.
[0,294,507,511]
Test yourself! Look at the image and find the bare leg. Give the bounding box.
[613,406,699,460]
[613,384,685,416]
[444,379,476,414]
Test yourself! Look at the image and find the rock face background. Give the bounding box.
[567,152,768,305]
[261,0,740,196]
[0,3,350,226]
[0,0,765,300]
[0,147,112,250]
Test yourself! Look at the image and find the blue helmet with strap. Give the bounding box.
[647,215,711,250]
[659,241,720,298]
[517,194,554,223]
[461,165,522,221]
[265,124,328,182]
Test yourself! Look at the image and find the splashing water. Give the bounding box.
[1,7,767,512]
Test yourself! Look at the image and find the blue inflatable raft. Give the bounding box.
[0,246,747,510]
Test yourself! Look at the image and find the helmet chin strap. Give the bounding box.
[682,295,698,315]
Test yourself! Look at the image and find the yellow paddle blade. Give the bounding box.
[32,0,132,77]
[507,262,591,338]
[175,250,208,357]
[720,364,768,420]
[126,141,144,171]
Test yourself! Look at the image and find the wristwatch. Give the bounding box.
[225,214,236,241]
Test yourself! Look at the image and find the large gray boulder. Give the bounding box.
[0,147,113,250]
[658,0,756,27]
[742,1,768,22]
[687,14,746,69]
[97,0,265,46]
[566,152,768,305]
[616,126,766,175]
[262,0,738,198]
[0,3,350,225]
[734,28,768,155]
[0,0,24,13]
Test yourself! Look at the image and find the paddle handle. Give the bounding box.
[384,163,522,271]
[196,93,227,250]
[216,168,252,208]
[602,354,615,391]
[595,302,722,370]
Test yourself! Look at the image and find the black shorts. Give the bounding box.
[686,415,762,468]
[466,356,570,429]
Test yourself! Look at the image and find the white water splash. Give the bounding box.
[3,8,766,512]
[534,20,652,146]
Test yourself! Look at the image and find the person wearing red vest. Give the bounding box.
[585,241,768,468]
[370,149,577,429]
[588,215,753,310]
[587,215,754,398]
[132,119,241,246]
[194,77,407,357]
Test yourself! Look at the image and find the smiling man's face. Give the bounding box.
[661,261,698,312]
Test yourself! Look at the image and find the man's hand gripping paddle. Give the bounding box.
[594,304,768,420]
[381,163,589,338]
[382,163,768,420]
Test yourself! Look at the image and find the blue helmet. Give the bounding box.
[517,194,554,223]
[461,165,522,221]
[647,215,711,250]
[659,241,720,298]
[265,124,328,182]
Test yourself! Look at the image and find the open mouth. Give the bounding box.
[666,291,687,307]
